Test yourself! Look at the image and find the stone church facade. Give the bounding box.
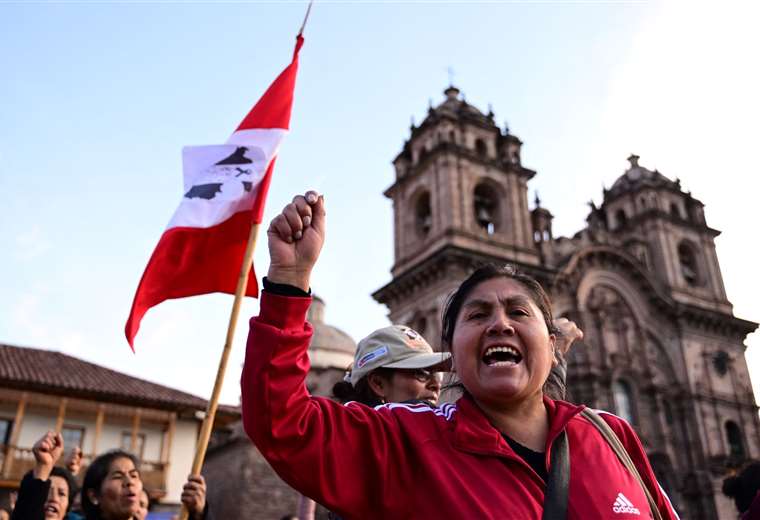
[372,86,759,519]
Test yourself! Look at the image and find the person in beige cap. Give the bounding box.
[332,325,451,407]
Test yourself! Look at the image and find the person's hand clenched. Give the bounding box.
[267,191,325,291]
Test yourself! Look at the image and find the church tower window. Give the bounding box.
[473,183,499,235]
[615,209,627,229]
[725,421,745,459]
[415,191,432,237]
[712,350,730,376]
[612,380,636,424]
[475,138,488,158]
[677,241,700,286]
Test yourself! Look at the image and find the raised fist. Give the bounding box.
[32,430,64,480]
[267,191,325,291]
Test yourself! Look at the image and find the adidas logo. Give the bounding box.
[612,493,641,515]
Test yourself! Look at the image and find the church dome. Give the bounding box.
[426,86,493,127]
[607,154,679,200]
[307,296,356,371]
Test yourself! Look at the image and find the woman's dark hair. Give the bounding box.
[723,460,760,513]
[22,467,77,513]
[440,264,566,400]
[81,450,140,520]
[332,367,396,407]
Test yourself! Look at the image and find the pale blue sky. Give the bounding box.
[1,0,758,405]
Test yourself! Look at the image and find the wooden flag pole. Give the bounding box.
[178,221,260,520]
[178,5,312,518]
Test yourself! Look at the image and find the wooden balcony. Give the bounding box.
[0,443,168,494]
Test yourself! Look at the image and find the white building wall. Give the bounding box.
[16,412,60,447]
[141,423,164,462]
[164,419,198,503]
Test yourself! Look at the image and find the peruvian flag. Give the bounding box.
[125,36,304,348]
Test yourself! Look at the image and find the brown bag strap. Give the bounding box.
[580,409,663,520]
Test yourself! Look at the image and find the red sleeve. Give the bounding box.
[240,291,409,517]
[602,414,681,520]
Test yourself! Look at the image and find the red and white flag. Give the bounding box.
[125,36,304,348]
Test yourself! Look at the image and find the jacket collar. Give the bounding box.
[451,393,585,459]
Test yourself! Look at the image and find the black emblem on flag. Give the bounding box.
[183,145,260,201]
[184,183,224,200]
[215,146,253,165]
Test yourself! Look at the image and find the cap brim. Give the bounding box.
[383,352,452,372]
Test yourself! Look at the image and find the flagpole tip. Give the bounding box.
[298,0,313,37]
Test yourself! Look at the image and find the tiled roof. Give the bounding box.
[0,343,240,417]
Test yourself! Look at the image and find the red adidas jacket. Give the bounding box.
[242,292,680,519]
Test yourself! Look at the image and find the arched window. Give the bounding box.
[415,192,432,237]
[713,351,730,376]
[418,145,430,164]
[449,130,456,143]
[473,183,499,235]
[612,380,635,424]
[670,203,681,219]
[615,209,627,230]
[677,242,700,286]
[725,421,745,459]
[475,138,488,158]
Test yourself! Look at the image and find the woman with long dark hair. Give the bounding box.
[242,191,679,519]
[79,450,142,520]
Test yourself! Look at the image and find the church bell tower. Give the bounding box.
[373,86,541,344]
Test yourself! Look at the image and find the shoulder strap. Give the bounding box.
[542,429,570,519]
[580,409,663,520]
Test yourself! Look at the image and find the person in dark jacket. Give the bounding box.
[723,461,760,519]
[10,431,77,520]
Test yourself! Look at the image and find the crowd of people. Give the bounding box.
[4,189,759,519]
[240,191,760,519]
[3,430,210,520]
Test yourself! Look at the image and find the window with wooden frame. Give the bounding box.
[61,425,85,450]
[120,432,146,460]
[0,418,12,446]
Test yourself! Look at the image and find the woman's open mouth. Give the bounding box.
[122,491,139,505]
[482,345,522,367]
[44,504,60,517]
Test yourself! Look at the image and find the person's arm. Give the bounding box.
[10,472,49,520]
[242,192,408,517]
[11,431,64,520]
[64,446,83,477]
[602,415,681,520]
[545,318,583,399]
